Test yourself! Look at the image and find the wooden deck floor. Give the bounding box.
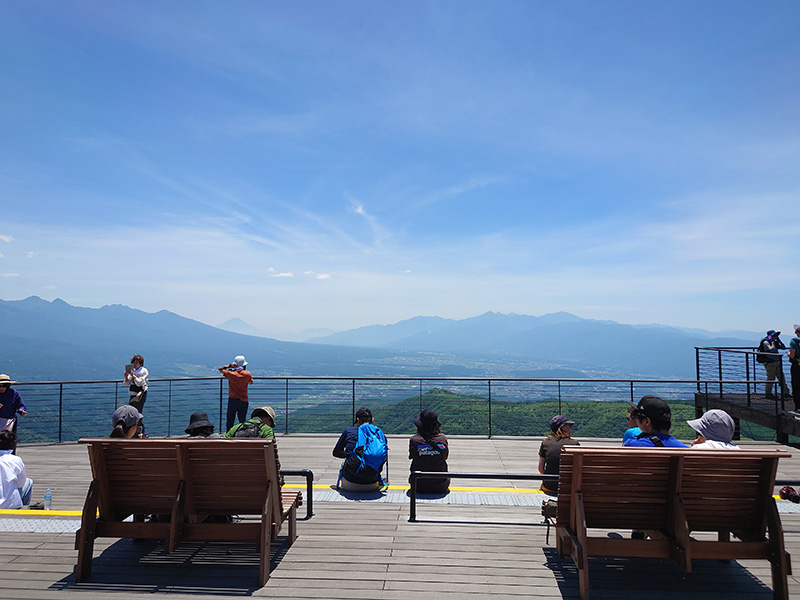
[2,435,800,599]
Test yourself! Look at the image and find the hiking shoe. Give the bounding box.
[29,502,44,510]
[779,486,800,502]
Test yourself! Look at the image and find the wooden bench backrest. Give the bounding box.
[557,447,790,535]
[80,438,281,524]
[180,439,280,524]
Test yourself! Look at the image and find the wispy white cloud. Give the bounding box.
[270,272,294,278]
[26,251,38,259]
[316,273,331,280]
[0,235,13,243]
[1,273,20,277]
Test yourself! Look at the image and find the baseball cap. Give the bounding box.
[629,395,671,422]
[549,415,575,432]
[112,405,142,429]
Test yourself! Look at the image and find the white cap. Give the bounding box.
[233,355,247,368]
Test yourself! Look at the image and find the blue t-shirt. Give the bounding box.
[624,432,688,448]
[623,427,642,443]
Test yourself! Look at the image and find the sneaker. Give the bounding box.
[779,486,800,503]
[28,502,44,510]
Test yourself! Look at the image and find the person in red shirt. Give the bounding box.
[218,355,253,431]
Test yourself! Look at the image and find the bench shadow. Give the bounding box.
[51,537,293,595]
[331,488,387,501]
[542,547,775,598]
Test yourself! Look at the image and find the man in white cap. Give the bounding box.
[218,355,253,431]
[789,325,800,412]
[687,409,740,449]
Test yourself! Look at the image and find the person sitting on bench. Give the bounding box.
[624,396,687,448]
[0,430,33,509]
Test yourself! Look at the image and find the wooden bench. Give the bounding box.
[555,446,792,600]
[74,438,302,586]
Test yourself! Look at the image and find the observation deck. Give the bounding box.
[2,434,799,600]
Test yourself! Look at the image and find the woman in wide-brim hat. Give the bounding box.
[409,409,450,494]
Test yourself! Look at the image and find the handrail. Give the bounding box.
[408,471,558,521]
[280,469,314,520]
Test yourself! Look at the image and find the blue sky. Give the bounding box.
[1,1,798,337]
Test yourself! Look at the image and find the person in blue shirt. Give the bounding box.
[622,406,642,443]
[623,395,687,448]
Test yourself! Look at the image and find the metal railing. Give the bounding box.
[695,347,792,412]
[5,375,770,444]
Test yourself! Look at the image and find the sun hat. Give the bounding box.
[629,395,672,422]
[767,329,780,337]
[251,406,276,423]
[414,409,441,430]
[112,405,142,429]
[549,415,575,432]
[794,324,800,334]
[233,355,247,368]
[0,374,17,385]
[185,411,214,434]
[687,409,735,443]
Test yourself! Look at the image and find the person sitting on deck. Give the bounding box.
[538,415,579,495]
[185,411,220,438]
[623,396,687,448]
[687,409,740,449]
[109,405,145,439]
[333,407,387,491]
[409,409,450,494]
[0,430,33,509]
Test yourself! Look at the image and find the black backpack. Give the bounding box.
[233,421,263,438]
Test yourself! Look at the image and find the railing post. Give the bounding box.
[745,352,752,406]
[285,378,289,435]
[352,379,356,422]
[557,381,562,413]
[409,473,417,522]
[419,380,423,413]
[718,349,723,398]
[58,383,63,443]
[630,381,634,403]
[488,380,492,439]
[219,378,224,433]
[168,380,172,436]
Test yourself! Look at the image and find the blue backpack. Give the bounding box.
[355,423,388,474]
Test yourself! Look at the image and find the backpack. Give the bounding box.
[233,420,263,438]
[354,423,388,473]
[756,340,769,364]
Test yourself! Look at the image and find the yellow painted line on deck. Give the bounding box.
[0,509,83,516]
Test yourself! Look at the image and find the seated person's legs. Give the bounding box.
[19,478,33,506]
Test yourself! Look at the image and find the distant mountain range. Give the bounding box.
[0,297,758,382]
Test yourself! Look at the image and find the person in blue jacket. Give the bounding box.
[333,407,384,491]
[623,395,687,448]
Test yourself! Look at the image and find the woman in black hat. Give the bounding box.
[185,412,220,438]
[409,409,449,494]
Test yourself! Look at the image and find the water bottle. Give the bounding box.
[44,488,52,510]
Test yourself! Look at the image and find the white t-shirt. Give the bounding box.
[0,449,26,509]
[691,440,740,450]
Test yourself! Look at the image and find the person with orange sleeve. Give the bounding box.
[218,355,253,431]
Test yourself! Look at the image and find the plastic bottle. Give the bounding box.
[44,488,52,510]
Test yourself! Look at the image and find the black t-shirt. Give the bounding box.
[409,432,449,493]
[538,436,579,493]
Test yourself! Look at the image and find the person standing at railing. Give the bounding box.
[789,324,800,412]
[0,374,26,453]
[218,355,253,431]
[757,330,790,399]
[124,355,149,413]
